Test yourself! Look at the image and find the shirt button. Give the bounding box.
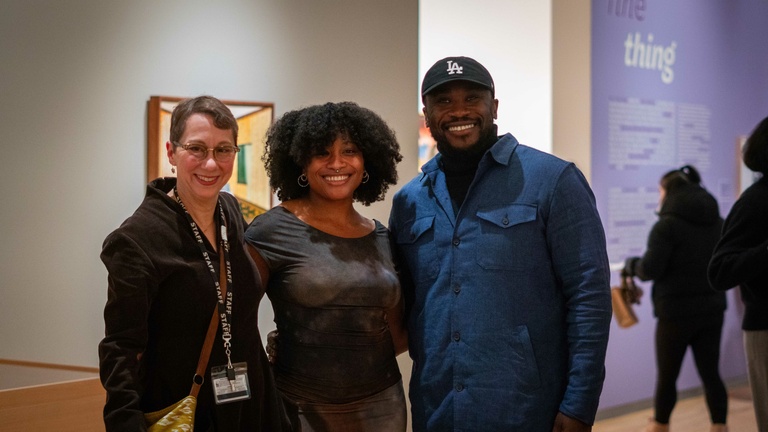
[453,331,460,341]
[452,238,460,246]
[502,217,509,225]
[453,284,460,294]
[455,384,464,392]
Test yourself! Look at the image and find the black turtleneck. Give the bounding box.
[441,152,482,212]
[437,125,499,211]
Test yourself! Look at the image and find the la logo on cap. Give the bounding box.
[446,60,463,75]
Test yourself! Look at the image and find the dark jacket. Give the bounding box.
[708,176,768,330]
[633,183,726,319]
[99,178,290,432]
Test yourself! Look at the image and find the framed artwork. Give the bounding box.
[147,96,274,223]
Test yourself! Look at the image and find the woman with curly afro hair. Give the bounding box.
[244,102,407,431]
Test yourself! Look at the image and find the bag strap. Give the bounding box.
[189,246,227,398]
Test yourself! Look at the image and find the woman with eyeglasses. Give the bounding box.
[98,96,290,431]
[244,102,407,431]
[622,165,728,432]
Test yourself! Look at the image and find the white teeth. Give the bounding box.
[448,124,475,132]
[198,175,216,182]
[325,175,348,182]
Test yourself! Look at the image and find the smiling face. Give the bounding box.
[304,134,365,203]
[166,113,236,205]
[422,80,498,152]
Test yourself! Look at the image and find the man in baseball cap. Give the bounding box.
[389,56,612,431]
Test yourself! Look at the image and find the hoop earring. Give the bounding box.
[297,173,309,187]
[361,171,370,184]
[171,166,176,174]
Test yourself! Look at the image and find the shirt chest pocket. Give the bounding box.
[394,215,438,283]
[475,204,540,270]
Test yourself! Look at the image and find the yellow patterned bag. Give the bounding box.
[143,253,226,431]
[144,395,197,431]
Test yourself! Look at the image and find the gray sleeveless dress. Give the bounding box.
[245,206,406,432]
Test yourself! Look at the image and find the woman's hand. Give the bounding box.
[266,330,278,364]
[621,257,640,277]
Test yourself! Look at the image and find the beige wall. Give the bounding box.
[553,0,592,179]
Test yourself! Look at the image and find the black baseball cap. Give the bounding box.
[421,56,495,98]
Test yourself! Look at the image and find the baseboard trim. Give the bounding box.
[0,358,99,374]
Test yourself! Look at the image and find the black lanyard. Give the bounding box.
[173,186,235,371]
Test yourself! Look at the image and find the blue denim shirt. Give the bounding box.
[389,134,611,431]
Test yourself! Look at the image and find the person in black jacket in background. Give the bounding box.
[709,115,768,432]
[623,165,728,432]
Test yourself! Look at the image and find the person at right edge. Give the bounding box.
[623,165,728,432]
[709,115,768,432]
[388,56,612,431]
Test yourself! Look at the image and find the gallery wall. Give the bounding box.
[0,0,418,367]
[591,0,768,411]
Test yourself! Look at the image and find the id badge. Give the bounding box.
[211,362,251,404]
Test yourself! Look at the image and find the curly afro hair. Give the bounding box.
[263,102,402,205]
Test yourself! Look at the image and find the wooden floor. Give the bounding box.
[0,362,760,431]
[594,385,758,432]
[0,377,105,432]
[0,360,103,432]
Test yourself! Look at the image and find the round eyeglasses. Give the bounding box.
[175,142,240,162]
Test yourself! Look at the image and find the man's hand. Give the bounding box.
[552,412,591,432]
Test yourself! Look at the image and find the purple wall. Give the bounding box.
[591,0,768,411]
